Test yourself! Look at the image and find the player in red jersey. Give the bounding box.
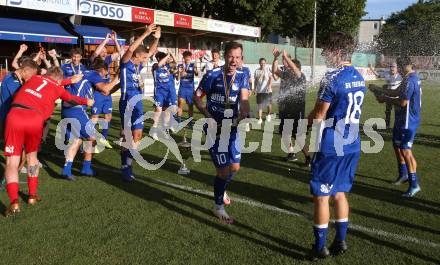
[3,67,94,217]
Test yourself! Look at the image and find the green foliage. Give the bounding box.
[106,0,366,45]
[377,0,440,56]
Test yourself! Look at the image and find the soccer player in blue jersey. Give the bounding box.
[61,48,88,144]
[61,60,120,180]
[61,48,87,81]
[307,32,365,260]
[89,31,122,148]
[119,24,160,182]
[150,51,178,139]
[176,51,199,126]
[378,58,422,197]
[194,41,250,224]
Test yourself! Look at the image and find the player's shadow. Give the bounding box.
[0,158,7,214]
[350,229,440,264]
[148,151,313,219]
[242,152,440,235]
[88,159,309,260]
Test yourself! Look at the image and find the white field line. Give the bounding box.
[89,163,440,249]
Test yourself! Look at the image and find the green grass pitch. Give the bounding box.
[0,80,439,265]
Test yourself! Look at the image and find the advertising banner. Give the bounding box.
[192,17,208,31]
[132,7,154,24]
[154,10,174,26]
[174,14,192,29]
[6,0,77,14]
[78,0,131,21]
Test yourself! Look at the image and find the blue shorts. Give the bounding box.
[178,87,194,105]
[393,127,417,150]
[310,152,360,196]
[154,87,177,108]
[209,129,241,168]
[92,96,113,115]
[61,107,94,139]
[119,97,144,131]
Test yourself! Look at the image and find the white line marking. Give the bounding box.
[40,157,440,249]
[90,164,440,248]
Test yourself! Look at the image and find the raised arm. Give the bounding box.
[40,52,52,68]
[147,26,161,58]
[91,33,111,62]
[110,31,122,61]
[272,48,282,80]
[157,54,171,67]
[122,24,157,64]
[48,49,60,67]
[282,50,301,78]
[12,44,28,70]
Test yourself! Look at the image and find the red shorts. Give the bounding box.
[4,108,44,156]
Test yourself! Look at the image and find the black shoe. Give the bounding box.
[285,153,298,162]
[329,240,348,256]
[310,245,330,261]
[304,156,312,167]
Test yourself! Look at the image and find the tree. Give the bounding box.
[104,0,366,45]
[276,0,366,47]
[377,0,440,56]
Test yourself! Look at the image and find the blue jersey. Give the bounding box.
[61,63,87,92]
[178,62,196,90]
[0,72,22,121]
[395,72,421,130]
[153,64,175,93]
[82,70,109,103]
[120,59,143,100]
[63,70,102,110]
[241,66,251,80]
[317,64,366,155]
[61,63,87,78]
[200,67,249,122]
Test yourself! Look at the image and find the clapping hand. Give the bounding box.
[273,48,281,59]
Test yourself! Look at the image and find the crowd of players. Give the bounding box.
[0,24,422,261]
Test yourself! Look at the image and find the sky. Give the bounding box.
[364,0,419,19]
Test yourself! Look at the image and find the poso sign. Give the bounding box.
[78,0,131,21]
[6,0,77,14]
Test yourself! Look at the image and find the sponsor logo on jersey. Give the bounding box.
[320,184,333,194]
[5,145,14,154]
[211,93,225,103]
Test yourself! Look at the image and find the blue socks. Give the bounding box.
[335,219,349,241]
[313,224,328,251]
[225,171,237,186]
[214,177,227,206]
[121,150,133,168]
[62,161,73,176]
[409,172,418,188]
[399,163,408,178]
[82,160,92,171]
